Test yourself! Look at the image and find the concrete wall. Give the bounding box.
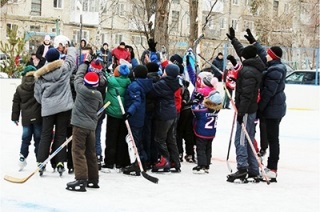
[1,79,319,113]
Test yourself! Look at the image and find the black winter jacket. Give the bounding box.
[11,72,42,126]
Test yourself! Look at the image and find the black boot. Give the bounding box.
[87,179,100,188]
[66,180,87,192]
[123,160,140,176]
[227,169,248,182]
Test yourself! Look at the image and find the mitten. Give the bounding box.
[226,27,235,40]
[244,28,256,44]
[122,112,131,120]
[237,113,244,125]
[194,91,204,102]
[148,39,157,52]
[227,55,237,66]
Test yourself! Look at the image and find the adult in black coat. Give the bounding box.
[244,29,287,182]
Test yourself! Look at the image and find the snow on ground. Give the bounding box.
[0,80,319,212]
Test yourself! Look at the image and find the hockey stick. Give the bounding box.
[4,136,73,183]
[115,89,159,184]
[197,53,223,76]
[4,102,111,184]
[97,101,111,115]
[226,110,236,173]
[224,85,270,184]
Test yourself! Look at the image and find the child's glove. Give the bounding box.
[226,27,235,40]
[244,28,256,44]
[122,112,131,120]
[227,55,237,67]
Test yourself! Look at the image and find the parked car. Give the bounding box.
[285,69,319,85]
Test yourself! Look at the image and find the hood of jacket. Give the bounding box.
[34,60,64,81]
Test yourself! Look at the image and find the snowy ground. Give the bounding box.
[0,80,319,212]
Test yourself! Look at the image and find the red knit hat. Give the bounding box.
[89,59,103,72]
[84,72,99,87]
[267,46,282,60]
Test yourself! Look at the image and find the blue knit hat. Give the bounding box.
[165,64,179,78]
[45,48,60,62]
[119,64,130,76]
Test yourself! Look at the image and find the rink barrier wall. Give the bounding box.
[1,79,319,111]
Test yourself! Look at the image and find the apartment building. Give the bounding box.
[0,0,318,63]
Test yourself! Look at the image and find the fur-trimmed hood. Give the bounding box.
[34,60,64,80]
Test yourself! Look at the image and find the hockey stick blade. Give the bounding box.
[4,136,73,184]
[142,171,159,184]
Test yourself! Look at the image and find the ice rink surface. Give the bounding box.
[0,80,319,212]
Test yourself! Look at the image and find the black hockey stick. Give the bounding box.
[226,109,236,173]
[224,87,270,184]
[115,89,159,184]
[197,53,223,76]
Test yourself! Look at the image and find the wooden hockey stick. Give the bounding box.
[4,136,73,183]
[115,89,158,184]
[224,85,270,184]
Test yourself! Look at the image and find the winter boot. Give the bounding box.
[151,156,170,172]
[56,162,65,176]
[87,180,100,188]
[192,165,207,174]
[123,160,141,176]
[66,180,87,192]
[227,169,248,183]
[18,154,27,171]
[97,155,103,171]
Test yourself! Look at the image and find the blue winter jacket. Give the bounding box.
[124,78,153,127]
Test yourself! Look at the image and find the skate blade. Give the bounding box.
[66,186,86,192]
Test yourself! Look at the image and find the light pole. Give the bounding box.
[76,0,83,66]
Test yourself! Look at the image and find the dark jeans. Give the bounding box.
[154,118,180,168]
[195,136,212,167]
[20,123,42,158]
[37,110,71,165]
[265,118,282,170]
[95,114,105,156]
[131,125,147,162]
[104,115,130,168]
[142,111,158,164]
[72,126,98,181]
[176,108,195,156]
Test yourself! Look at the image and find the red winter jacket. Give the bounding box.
[111,46,131,65]
[175,87,182,113]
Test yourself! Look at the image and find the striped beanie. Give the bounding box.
[84,72,99,87]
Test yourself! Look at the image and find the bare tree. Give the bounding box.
[154,0,170,53]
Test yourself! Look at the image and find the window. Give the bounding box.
[244,20,254,30]
[171,10,179,31]
[231,19,238,31]
[82,0,98,12]
[73,30,89,44]
[133,5,144,17]
[219,18,226,29]
[30,25,40,32]
[273,0,279,16]
[8,0,18,3]
[246,0,252,6]
[6,23,18,37]
[115,34,123,45]
[232,0,239,5]
[54,0,62,9]
[116,3,125,16]
[172,0,180,4]
[51,28,56,33]
[31,0,41,16]
[284,3,289,14]
[101,33,108,45]
[132,35,142,45]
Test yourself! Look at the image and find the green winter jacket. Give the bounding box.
[105,75,131,118]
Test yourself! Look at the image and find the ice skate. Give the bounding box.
[97,155,103,171]
[247,173,262,183]
[263,168,277,183]
[18,154,27,171]
[151,157,170,173]
[56,162,65,176]
[123,160,141,176]
[68,168,74,174]
[170,162,181,173]
[179,153,183,162]
[184,155,196,163]
[192,165,207,174]
[227,169,248,183]
[66,180,87,192]
[38,163,46,176]
[87,180,100,188]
